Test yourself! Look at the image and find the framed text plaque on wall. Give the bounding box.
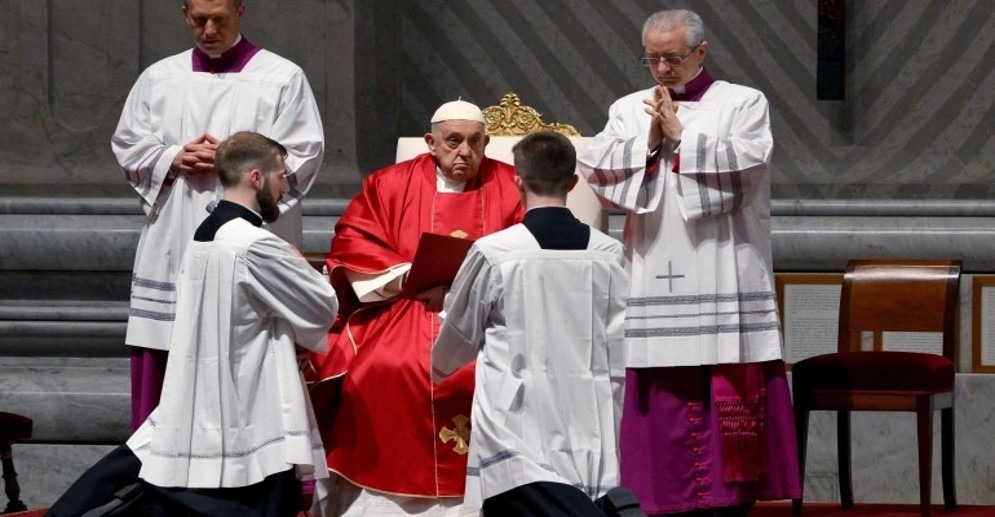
[775,274,844,367]
[972,276,995,373]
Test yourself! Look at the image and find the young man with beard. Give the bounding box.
[48,132,338,517]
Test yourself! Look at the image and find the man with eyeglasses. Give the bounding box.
[578,8,801,517]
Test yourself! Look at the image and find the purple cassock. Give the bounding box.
[616,68,802,515]
[621,363,802,514]
[129,36,262,431]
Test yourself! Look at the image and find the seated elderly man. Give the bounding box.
[307,100,524,515]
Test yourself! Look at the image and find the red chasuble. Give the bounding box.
[307,153,523,497]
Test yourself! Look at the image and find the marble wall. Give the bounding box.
[2,0,995,511]
[0,0,358,198]
[1,0,992,199]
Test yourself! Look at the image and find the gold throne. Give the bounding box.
[482,93,580,137]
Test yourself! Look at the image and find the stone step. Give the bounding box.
[0,212,343,271]
[0,358,129,443]
[0,321,128,357]
[0,300,129,321]
[0,300,129,356]
[0,271,131,301]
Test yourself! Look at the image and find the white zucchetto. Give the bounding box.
[430,100,485,124]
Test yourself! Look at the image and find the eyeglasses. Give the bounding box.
[640,44,701,68]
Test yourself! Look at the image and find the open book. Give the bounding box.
[402,232,475,296]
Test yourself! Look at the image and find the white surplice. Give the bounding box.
[127,217,337,488]
[432,224,627,505]
[577,81,782,368]
[114,47,324,351]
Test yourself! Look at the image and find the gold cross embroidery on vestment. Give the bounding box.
[439,414,470,455]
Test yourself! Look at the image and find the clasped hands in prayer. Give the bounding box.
[643,85,683,151]
[171,133,221,176]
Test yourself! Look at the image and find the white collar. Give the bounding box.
[672,67,704,95]
[206,34,243,59]
[436,166,466,193]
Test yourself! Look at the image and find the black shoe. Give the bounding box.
[595,487,647,517]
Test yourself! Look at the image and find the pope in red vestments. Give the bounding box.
[306,100,523,509]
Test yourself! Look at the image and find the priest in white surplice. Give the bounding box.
[49,133,337,517]
[113,0,324,431]
[577,9,801,516]
[433,131,633,516]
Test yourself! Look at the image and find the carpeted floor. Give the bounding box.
[12,503,991,516]
[753,501,995,516]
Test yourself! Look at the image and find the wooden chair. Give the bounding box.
[0,412,33,514]
[791,260,959,517]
